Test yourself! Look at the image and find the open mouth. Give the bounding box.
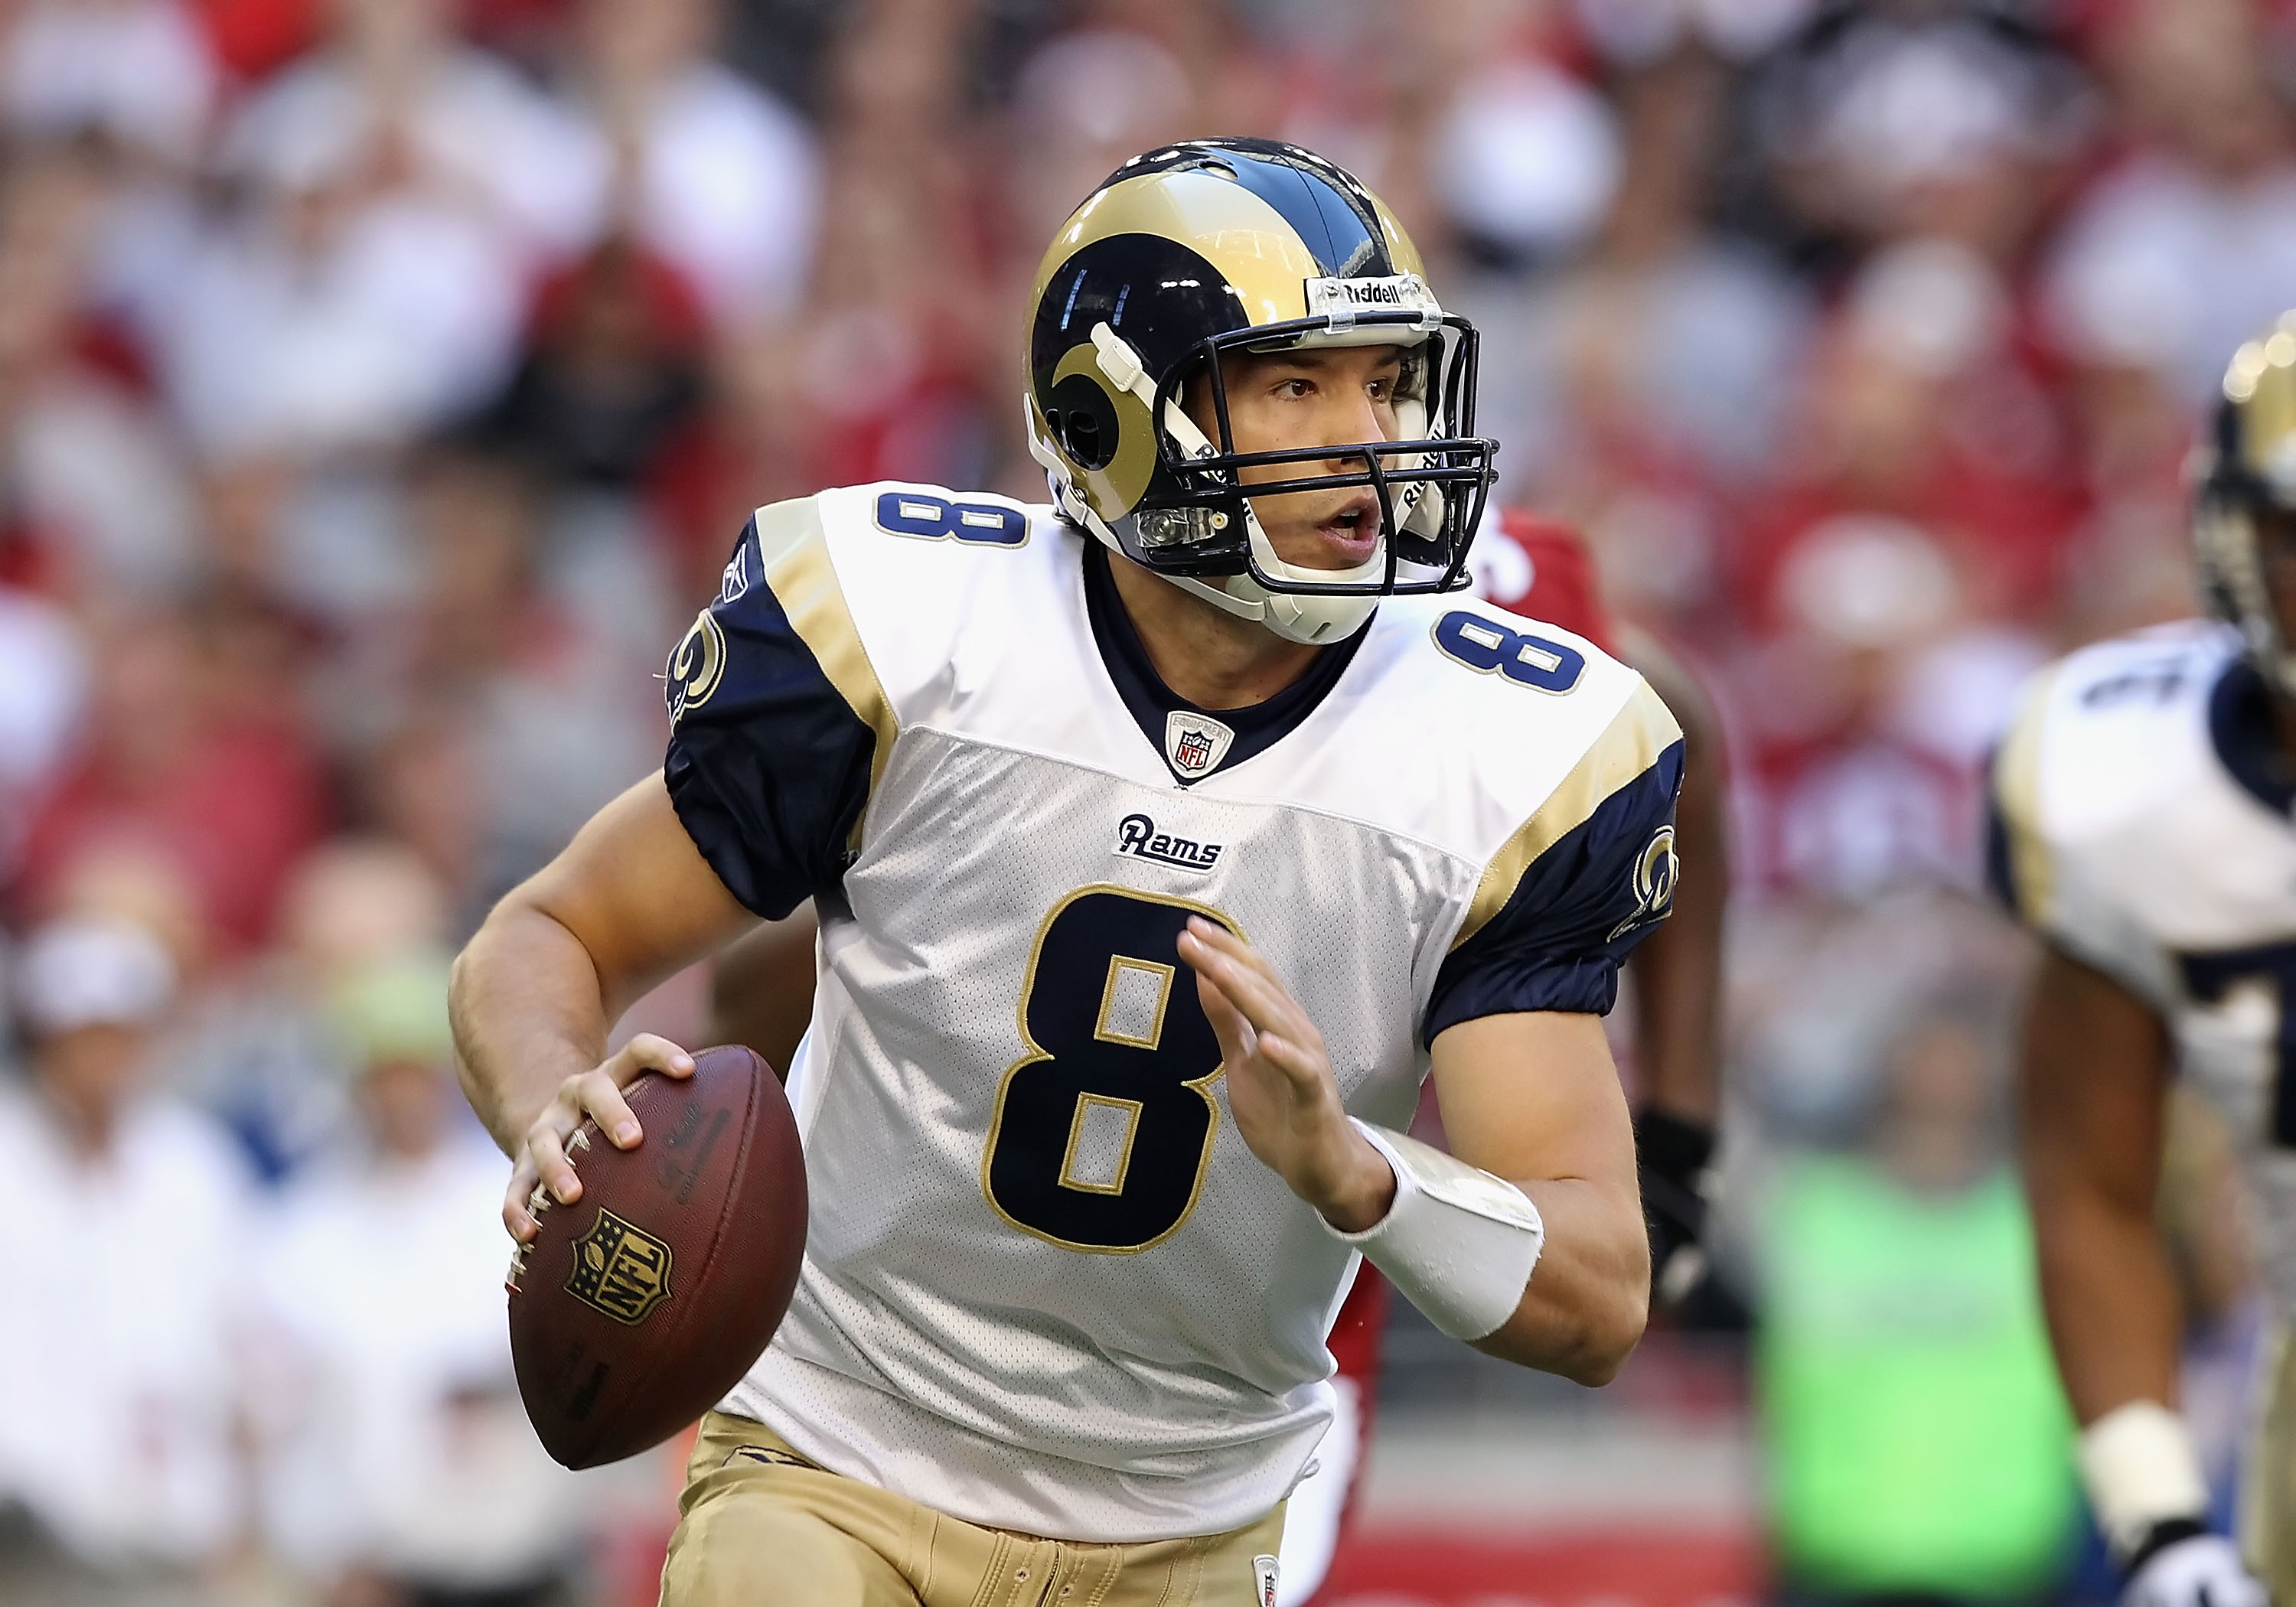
[1314,495,1384,564]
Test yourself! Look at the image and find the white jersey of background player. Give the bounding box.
[455,139,1675,1606]
[1996,324,2296,1607]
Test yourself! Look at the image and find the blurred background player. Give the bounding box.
[1993,320,2296,1607]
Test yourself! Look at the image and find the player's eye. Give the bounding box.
[1275,377,1313,399]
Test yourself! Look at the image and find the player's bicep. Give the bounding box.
[2018,940,2173,1221]
[1428,1011,1637,1198]
[520,771,759,1014]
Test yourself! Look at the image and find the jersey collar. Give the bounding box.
[2208,655,2296,815]
[1081,542,1370,786]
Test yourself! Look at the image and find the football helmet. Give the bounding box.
[2199,315,2296,696]
[1023,138,1499,644]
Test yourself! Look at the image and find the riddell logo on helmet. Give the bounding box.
[1305,273,1439,321]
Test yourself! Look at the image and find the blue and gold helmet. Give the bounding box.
[1022,138,1499,644]
[2201,318,2296,694]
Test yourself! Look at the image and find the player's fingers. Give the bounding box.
[1192,965,1259,1065]
[576,1068,644,1148]
[1180,927,1303,1041]
[529,1122,584,1208]
[1180,918,1276,980]
[1249,1030,1328,1090]
[504,1159,542,1241]
[612,1033,696,1083]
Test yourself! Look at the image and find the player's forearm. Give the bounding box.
[2027,1175,2185,1420]
[450,900,621,1155]
[1424,1011,1650,1383]
[2015,942,2181,1421]
[1473,1175,1650,1384]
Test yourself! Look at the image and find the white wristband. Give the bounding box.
[2078,1400,2209,1560]
[1321,1119,1544,1341]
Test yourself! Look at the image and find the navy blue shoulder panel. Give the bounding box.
[1423,740,1687,1046]
[662,518,878,921]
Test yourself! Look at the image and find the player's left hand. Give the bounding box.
[2122,1532,2268,1607]
[1179,916,1396,1232]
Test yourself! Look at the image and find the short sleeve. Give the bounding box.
[1424,680,1684,1045]
[663,500,898,920]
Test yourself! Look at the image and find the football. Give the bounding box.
[507,1044,807,1469]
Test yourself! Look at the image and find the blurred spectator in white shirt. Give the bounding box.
[0,916,255,1599]
[563,0,820,326]
[252,950,588,1607]
[2043,0,2296,410]
[152,0,603,461]
[0,140,201,601]
[221,0,602,256]
[154,175,529,462]
[0,0,220,164]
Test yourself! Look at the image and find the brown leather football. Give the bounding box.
[507,1044,806,1469]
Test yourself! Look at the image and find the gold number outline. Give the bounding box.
[980,883,1242,1255]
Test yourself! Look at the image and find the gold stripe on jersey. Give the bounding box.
[1452,678,1684,952]
[752,497,899,839]
[1991,666,2062,927]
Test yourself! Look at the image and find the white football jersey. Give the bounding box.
[663,482,1683,1542]
[1992,620,2296,1321]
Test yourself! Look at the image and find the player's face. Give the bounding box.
[1190,344,1410,572]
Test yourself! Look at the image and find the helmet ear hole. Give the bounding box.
[1049,373,1120,471]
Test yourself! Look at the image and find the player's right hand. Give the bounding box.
[2123,1532,2268,1607]
[503,1034,696,1244]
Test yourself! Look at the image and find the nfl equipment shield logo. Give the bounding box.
[1163,711,1236,779]
[566,1208,674,1325]
[1252,1554,1280,1605]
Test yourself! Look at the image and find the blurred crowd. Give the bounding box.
[0,0,2285,1601]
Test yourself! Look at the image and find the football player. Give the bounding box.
[698,510,1731,1604]
[1995,321,2296,1607]
[452,139,1681,1605]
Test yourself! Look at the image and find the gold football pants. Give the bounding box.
[660,1412,1287,1607]
[2245,1319,2296,1603]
